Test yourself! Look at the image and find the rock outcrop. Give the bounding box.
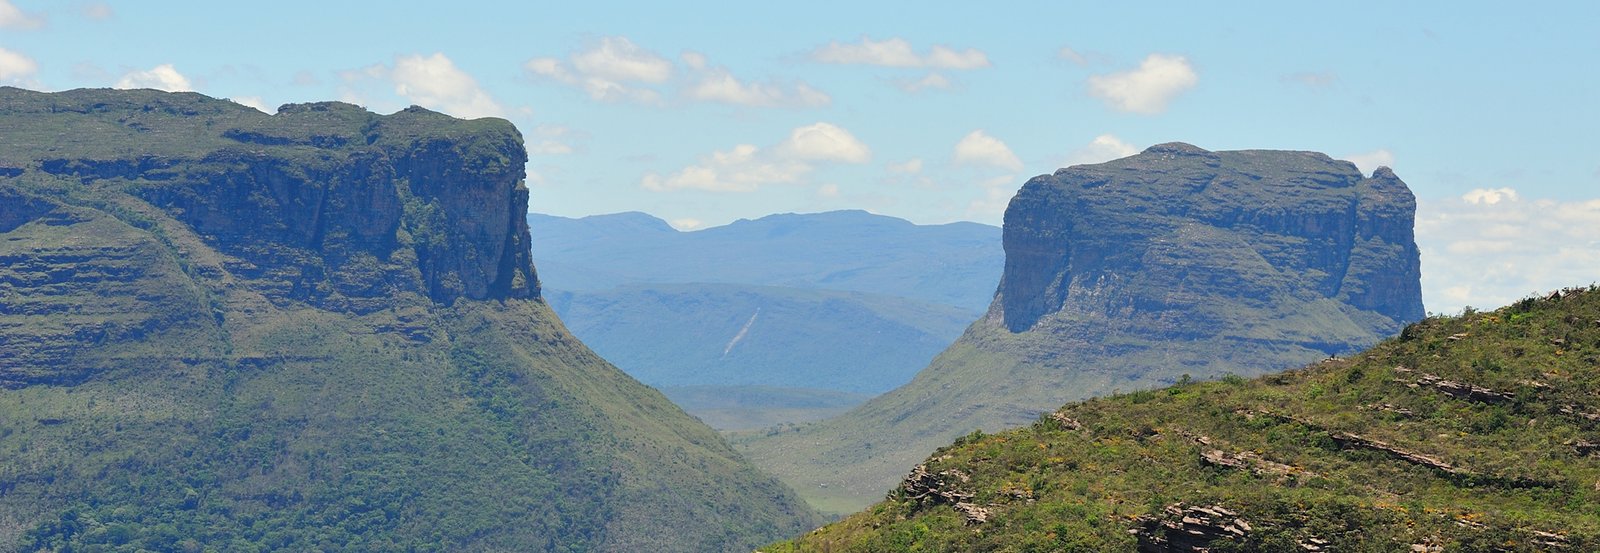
[0,88,818,552]
[737,143,1426,515]
[998,142,1422,339]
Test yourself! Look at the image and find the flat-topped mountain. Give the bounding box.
[770,287,1600,551]
[736,143,1426,514]
[0,87,817,552]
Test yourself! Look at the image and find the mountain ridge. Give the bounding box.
[0,87,818,552]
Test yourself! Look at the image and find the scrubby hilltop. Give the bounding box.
[737,143,1425,514]
[0,87,818,552]
[771,287,1600,551]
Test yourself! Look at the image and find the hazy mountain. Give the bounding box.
[0,88,817,552]
[543,283,975,395]
[528,211,1003,423]
[770,287,1599,551]
[529,210,1003,313]
[737,143,1426,514]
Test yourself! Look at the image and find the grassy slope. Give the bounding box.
[546,283,977,395]
[659,386,870,432]
[733,312,1340,516]
[769,287,1600,551]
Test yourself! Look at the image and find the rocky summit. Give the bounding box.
[0,88,817,552]
[736,143,1425,514]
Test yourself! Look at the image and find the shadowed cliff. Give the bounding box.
[0,87,818,552]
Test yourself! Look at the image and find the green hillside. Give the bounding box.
[0,87,818,552]
[768,287,1600,551]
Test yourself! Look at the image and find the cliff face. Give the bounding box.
[0,88,817,552]
[998,142,1422,339]
[736,144,1426,516]
[17,93,537,311]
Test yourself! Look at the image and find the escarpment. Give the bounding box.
[0,87,817,552]
[998,142,1422,337]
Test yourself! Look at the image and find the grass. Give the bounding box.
[768,286,1600,551]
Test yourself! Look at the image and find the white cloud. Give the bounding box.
[0,47,38,83]
[1416,191,1600,314]
[527,124,581,155]
[887,158,923,174]
[82,2,113,20]
[642,144,809,192]
[642,122,868,192]
[527,37,827,108]
[0,0,42,29]
[1343,149,1395,175]
[953,130,1023,171]
[1462,187,1517,205]
[571,36,673,83]
[817,183,840,198]
[685,69,830,107]
[1064,134,1138,166]
[388,53,504,119]
[809,36,990,69]
[1087,54,1197,114]
[114,64,192,92]
[1057,46,1088,66]
[897,72,952,93]
[669,218,705,230]
[230,96,273,113]
[525,40,666,104]
[775,122,871,163]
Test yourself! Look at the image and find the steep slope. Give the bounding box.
[544,283,974,395]
[737,143,1424,514]
[529,210,1003,313]
[0,87,818,552]
[770,286,1600,551]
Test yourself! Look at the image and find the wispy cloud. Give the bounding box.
[527,36,829,108]
[0,0,43,29]
[1417,190,1600,313]
[343,53,504,119]
[642,122,870,192]
[809,36,990,69]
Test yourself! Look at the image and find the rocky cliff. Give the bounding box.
[0,87,817,552]
[737,144,1425,515]
[998,142,1421,342]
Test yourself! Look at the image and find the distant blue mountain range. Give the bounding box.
[528,211,1003,419]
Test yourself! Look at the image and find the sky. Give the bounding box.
[0,0,1595,313]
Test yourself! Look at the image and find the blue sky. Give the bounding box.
[1,0,1596,311]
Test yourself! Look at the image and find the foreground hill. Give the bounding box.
[737,143,1425,514]
[0,87,818,552]
[770,286,1600,551]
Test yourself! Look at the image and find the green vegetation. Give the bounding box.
[768,287,1600,551]
[659,386,870,432]
[0,88,818,552]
